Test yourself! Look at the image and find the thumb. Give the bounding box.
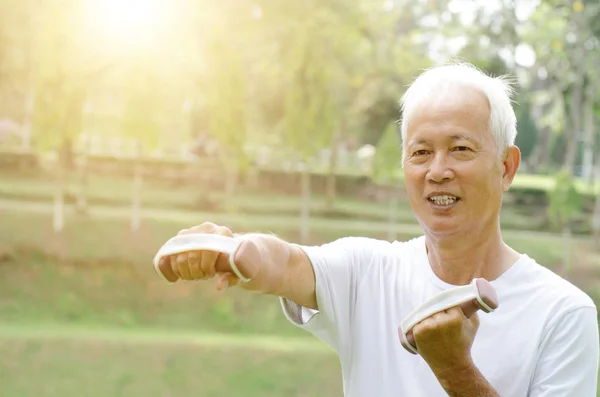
[232,239,262,280]
[214,239,261,281]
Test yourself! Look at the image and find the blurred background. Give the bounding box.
[0,0,599,396]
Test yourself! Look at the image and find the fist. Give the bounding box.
[412,306,479,375]
[156,222,252,290]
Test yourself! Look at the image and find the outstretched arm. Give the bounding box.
[155,223,318,308]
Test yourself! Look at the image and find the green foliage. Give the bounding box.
[547,169,584,230]
[119,64,163,152]
[281,17,337,162]
[372,121,402,183]
[514,98,539,160]
[28,4,89,153]
[204,25,251,173]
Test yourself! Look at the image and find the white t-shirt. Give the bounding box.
[280,235,599,396]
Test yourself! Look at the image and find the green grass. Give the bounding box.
[0,327,341,397]
[1,187,599,396]
[1,210,597,332]
[0,323,329,352]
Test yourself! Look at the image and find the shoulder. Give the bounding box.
[316,235,423,258]
[299,236,399,259]
[296,235,423,271]
[515,255,596,320]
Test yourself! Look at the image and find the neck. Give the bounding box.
[424,222,519,285]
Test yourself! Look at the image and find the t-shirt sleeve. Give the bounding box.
[279,237,390,356]
[529,306,599,396]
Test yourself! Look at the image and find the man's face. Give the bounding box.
[402,86,518,237]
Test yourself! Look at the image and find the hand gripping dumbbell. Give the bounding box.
[398,278,499,355]
[152,233,251,283]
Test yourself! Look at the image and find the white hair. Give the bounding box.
[399,62,517,162]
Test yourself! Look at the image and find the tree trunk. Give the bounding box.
[529,99,553,172]
[325,126,342,211]
[225,164,239,197]
[53,147,67,234]
[53,173,65,234]
[562,226,572,275]
[300,164,311,245]
[131,141,143,233]
[387,186,398,242]
[581,78,596,183]
[563,36,587,175]
[564,81,583,175]
[76,137,89,214]
[531,125,551,172]
[593,163,600,238]
[21,92,34,150]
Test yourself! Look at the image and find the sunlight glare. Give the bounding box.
[84,0,168,48]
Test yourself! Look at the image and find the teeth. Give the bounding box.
[429,195,457,206]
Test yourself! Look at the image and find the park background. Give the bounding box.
[1,0,600,396]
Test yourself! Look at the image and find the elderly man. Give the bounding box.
[155,63,599,396]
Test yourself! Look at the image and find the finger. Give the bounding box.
[215,272,240,291]
[188,251,205,279]
[432,311,447,322]
[177,254,193,280]
[215,252,232,274]
[467,311,480,329]
[215,273,230,291]
[200,249,218,280]
[212,226,233,277]
[459,299,481,318]
[413,317,435,334]
[178,222,220,235]
[170,255,181,279]
[445,306,474,320]
[157,257,179,282]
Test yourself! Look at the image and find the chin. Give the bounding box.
[418,217,464,237]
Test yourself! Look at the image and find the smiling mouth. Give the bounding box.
[427,195,460,206]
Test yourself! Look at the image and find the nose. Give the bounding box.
[426,152,454,183]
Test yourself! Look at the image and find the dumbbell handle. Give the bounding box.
[152,233,251,283]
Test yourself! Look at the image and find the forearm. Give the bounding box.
[435,362,500,397]
[236,234,317,309]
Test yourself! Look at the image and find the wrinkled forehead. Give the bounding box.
[404,85,492,142]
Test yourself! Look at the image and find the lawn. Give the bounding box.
[1,179,599,396]
[0,325,341,397]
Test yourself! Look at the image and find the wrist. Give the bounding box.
[434,357,477,390]
[239,234,289,295]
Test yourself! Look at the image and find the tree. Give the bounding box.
[203,22,250,196]
[118,61,163,233]
[372,121,403,241]
[547,169,583,272]
[278,7,338,243]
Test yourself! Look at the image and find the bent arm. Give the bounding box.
[435,362,501,397]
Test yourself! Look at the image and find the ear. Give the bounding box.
[502,146,521,191]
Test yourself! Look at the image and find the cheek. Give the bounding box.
[403,170,424,193]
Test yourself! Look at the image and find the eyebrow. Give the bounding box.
[407,134,480,148]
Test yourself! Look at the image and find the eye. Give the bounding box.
[453,146,471,152]
[412,150,429,156]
